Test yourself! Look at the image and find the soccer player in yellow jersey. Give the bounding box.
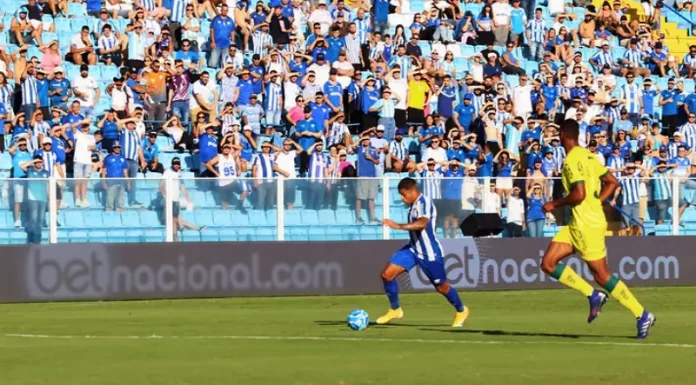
[540,119,656,339]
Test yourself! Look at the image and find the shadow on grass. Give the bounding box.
[315,320,445,328]
[419,328,634,339]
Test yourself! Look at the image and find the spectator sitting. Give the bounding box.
[142,131,164,174]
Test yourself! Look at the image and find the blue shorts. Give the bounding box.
[389,246,447,286]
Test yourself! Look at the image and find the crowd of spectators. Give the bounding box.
[0,0,696,240]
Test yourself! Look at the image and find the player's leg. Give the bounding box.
[376,247,414,325]
[585,257,656,338]
[421,258,469,327]
[540,230,595,298]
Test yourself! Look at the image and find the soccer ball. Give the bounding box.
[347,309,369,331]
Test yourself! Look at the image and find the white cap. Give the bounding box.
[675,132,683,137]
[54,66,64,73]
[317,0,327,4]
[243,125,252,131]
[42,138,53,145]
[376,124,385,131]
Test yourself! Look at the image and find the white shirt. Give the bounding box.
[223,51,245,70]
[307,63,331,87]
[512,85,533,115]
[275,150,297,179]
[332,60,354,89]
[548,0,565,16]
[163,168,181,202]
[388,78,409,110]
[424,147,448,163]
[72,75,98,107]
[110,85,132,111]
[506,195,525,225]
[284,81,301,111]
[461,177,479,210]
[308,9,332,36]
[190,80,217,109]
[491,2,511,25]
[71,33,91,50]
[594,151,606,166]
[482,191,501,214]
[73,131,95,164]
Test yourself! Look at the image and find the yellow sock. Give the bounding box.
[605,276,644,318]
[551,264,594,297]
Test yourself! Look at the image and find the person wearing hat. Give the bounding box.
[10,7,44,47]
[142,131,164,174]
[101,140,128,212]
[293,105,322,174]
[250,140,277,211]
[72,64,99,118]
[47,66,71,112]
[387,129,414,173]
[589,42,618,75]
[369,86,399,140]
[19,154,49,244]
[325,112,351,148]
[659,78,679,136]
[162,156,205,241]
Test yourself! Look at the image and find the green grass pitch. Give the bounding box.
[1,287,695,385]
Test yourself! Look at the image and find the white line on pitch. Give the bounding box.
[4,333,694,349]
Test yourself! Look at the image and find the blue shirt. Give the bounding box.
[447,148,466,162]
[442,168,464,200]
[374,0,389,22]
[643,89,657,116]
[175,50,200,69]
[325,37,345,63]
[51,137,67,164]
[104,153,128,178]
[356,145,378,177]
[295,118,321,151]
[478,152,494,177]
[36,78,49,108]
[48,78,71,107]
[12,150,33,178]
[0,103,6,129]
[101,119,119,140]
[542,84,558,111]
[199,133,219,163]
[661,89,679,116]
[323,81,343,110]
[251,11,267,25]
[237,78,254,106]
[360,87,379,113]
[527,195,546,221]
[211,15,236,49]
[142,140,159,163]
[61,112,84,128]
[26,167,50,202]
[127,78,143,105]
[249,65,265,94]
[454,103,476,131]
[308,102,332,129]
[510,8,526,34]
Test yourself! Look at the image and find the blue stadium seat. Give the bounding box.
[102,211,122,227]
[144,229,165,242]
[285,210,302,226]
[195,210,215,226]
[107,230,127,243]
[231,211,250,226]
[301,210,319,225]
[264,209,276,226]
[213,210,232,226]
[335,209,355,225]
[139,211,161,227]
[64,210,86,228]
[125,229,145,242]
[0,153,13,170]
[317,209,336,225]
[68,230,88,242]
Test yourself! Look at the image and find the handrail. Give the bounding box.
[605,200,646,236]
[662,2,696,29]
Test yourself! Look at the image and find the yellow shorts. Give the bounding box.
[552,226,606,261]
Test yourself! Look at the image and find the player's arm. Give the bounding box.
[598,168,620,203]
[383,217,429,231]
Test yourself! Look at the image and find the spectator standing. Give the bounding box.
[126,23,147,68]
[162,157,205,242]
[650,160,672,225]
[369,86,398,141]
[613,162,643,236]
[251,141,277,211]
[145,60,170,122]
[73,122,97,207]
[21,155,49,244]
[190,71,218,122]
[168,61,192,124]
[72,64,99,117]
[198,124,219,179]
[306,141,332,210]
[506,186,525,237]
[355,135,379,224]
[209,4,236,69]
[526,183,546,237]
[101,140,128,212]
[118,118,147,208]
[206,144,249,212]
[20,62,39,119]
[9,138,33,228]
[441,160,465,239]
[491,0,511,47]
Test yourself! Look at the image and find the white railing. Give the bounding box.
[0,175,692,243]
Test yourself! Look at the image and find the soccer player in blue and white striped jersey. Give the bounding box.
[614,163,644,236]
[379,177,469,327]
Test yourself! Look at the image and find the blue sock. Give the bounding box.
[383,279,400,310]
[443,286,464,312]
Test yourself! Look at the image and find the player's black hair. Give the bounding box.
[560,119,580,140]
[398,178,418,192]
